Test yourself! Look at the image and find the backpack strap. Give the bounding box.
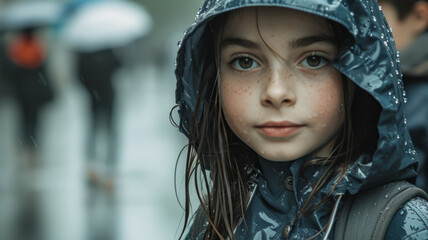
[334,180,428,240]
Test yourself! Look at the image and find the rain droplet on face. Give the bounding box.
[385,194,389,199]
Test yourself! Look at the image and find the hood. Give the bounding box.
[175,0,417,197]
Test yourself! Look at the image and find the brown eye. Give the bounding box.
[307,56,321,67]
[301,55,327,69]
[239,57,253,69]
[231,56,259,71]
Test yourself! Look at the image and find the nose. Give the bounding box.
[261,67,296,108]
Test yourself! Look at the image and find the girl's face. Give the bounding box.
[219,7,344,161]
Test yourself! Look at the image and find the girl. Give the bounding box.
[173,0,428,239]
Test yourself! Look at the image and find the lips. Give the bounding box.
[256,121,304,137]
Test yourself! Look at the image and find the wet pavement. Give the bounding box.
[0,53,189,240]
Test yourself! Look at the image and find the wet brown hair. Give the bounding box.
[176,7,381,240]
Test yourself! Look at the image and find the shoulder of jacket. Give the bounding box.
[385,197,428,240]
[334,181,428,240]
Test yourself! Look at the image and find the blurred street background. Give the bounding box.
[0,0,203,239]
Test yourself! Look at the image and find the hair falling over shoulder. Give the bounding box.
[176,14,257,240]
[175,12,381,240]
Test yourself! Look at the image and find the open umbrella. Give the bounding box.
[0,0,64,30]
[59,0,152,52]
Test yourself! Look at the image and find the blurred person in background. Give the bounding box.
[76,48,121,193]
[380,0,428,192]
[0,33,11,100]
[3,27,54,164]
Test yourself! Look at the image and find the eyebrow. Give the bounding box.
[221,34,336,49]
[221,38,261,49]
[290,35,337,48]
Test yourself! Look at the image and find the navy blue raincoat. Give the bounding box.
[174,0,428,239]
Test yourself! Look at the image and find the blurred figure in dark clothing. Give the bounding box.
[380,0,428,191]
[0,34,11,99]
[76,48,121,193]
[4,27,54,162]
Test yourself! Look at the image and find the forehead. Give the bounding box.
[223,7,334,39]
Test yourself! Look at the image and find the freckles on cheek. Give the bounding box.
[310,82,344,125]
[221,83,250,127]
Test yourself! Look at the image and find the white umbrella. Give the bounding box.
[0,0,64,30]
[60,0,152,52]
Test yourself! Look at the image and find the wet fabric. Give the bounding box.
[174,0,427,239]
[386,197,428,239]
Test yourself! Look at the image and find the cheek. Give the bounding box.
[309,73,344,125]
[220,80,252,127]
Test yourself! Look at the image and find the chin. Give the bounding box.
[258,151,304,162]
